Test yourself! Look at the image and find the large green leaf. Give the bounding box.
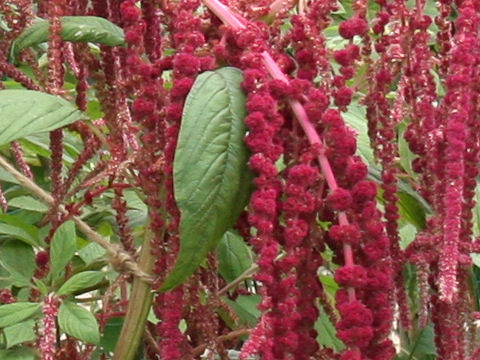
[0,223,37,247]
[0,302,42,327]
[58,301,100,344]
[0,213,40,246]
[0,347,36,360]
[10,16,124,59]
[50,221,76,282]
[161,67,252,291]
[0,90,83,146]
[0,240,35,287]
[3,320,36,349]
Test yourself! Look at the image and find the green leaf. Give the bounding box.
[0,213,39,246]
[0,302,42,327]
[162,67,252,291]
[0,347,36,360]
[0,264,11,289]
[57,271,105,295]
[0,240,35,287]
[343,103,375,166]
[50,221,76,281]
[0,167,20,184]
[3,320,36,348]
[10,16,124,59]
[0,223,37,246]
[58,301,100,344]
[78,242,106,264]
[217,230,253,283]
[398,121,416,177]
[397,192,427,230]
[223,295,261,327]
[0,90,83,146]
[472,253,480,268]
[100,317,124,352]
[399,223,418,250]
[315,307,345,352]
[368,167,430,229]
[33,278,49,295]
[8,196,48,212]
[319,274,340,298]
[407,324,437,358]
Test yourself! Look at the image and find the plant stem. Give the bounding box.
[113,228,157,360]
[0,154,153,283]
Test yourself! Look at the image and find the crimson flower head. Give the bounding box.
[339,16,368,39]
[120,0,141,22]
[329,223,362,246]
[334,44,361,66]
[327,187,353,211]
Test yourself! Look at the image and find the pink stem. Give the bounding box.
[202,0,245,30]
[202,0,356,300]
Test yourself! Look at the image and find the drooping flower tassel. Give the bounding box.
[39,295,59,360]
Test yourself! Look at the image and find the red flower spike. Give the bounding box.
[322,109,344,127]
[120,1,141,22]
[173,53,201,76]
[340,350,362,360]
[351,181,378,203]
[0,289,15,304]
[339,17,368,39]
[346,158,368,185]
[39,295,59,360]
[337,326,374,348]
[334,86,354,107]
[246,93,276,113]
[334,44,360,66]
[337,301,374,329]
[36,251,50,268]
[335,265,368,288]
[326,187,353,211]
[329,224,362,246]
[132,99,155,116]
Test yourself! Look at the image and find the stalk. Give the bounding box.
[113,228,157,360]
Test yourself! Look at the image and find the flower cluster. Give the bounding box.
[281,163,323,359]
[240,65,285,360]
[363,0,413,329]
[39,295,59,360]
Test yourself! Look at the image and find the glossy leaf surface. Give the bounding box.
[162,67,251,291]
